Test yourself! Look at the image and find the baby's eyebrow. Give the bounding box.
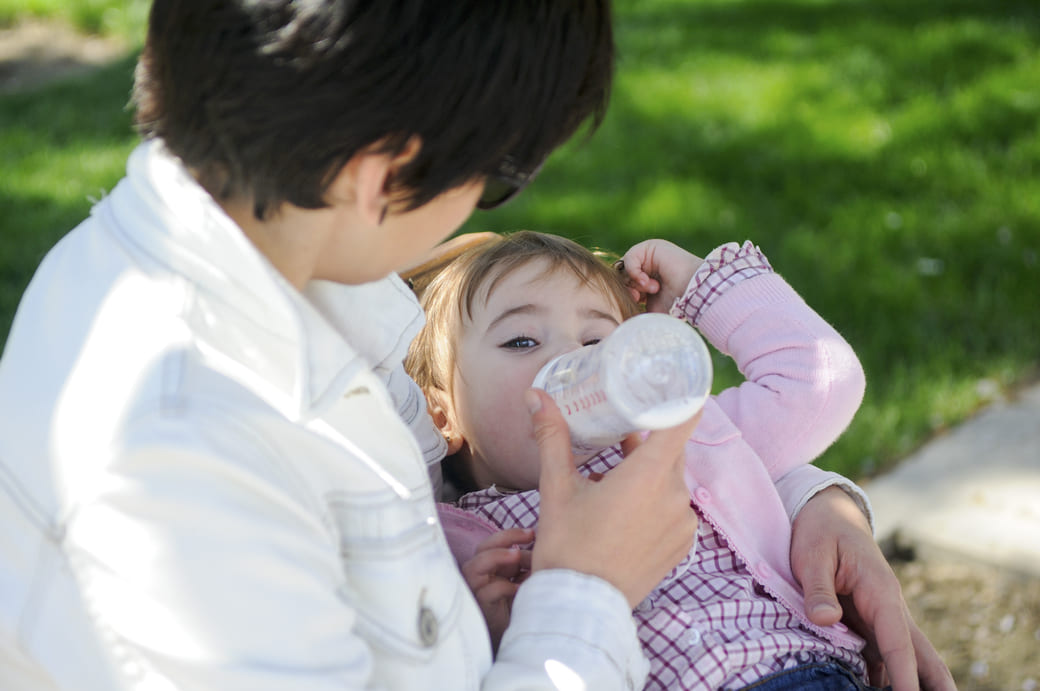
[487,304,540,331]
[486,305,619,333]
[583,308,620,325]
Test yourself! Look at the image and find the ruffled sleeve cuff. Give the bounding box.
[669,240,774,327]
[775,465,876,534]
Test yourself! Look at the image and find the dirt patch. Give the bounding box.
[892,555,1040,691]
[0,19,128,93]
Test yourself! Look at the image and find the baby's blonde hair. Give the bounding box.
[406,231,641,400]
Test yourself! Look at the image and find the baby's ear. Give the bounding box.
[426,387,464,455]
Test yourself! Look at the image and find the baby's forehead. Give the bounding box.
[469,258,583,311]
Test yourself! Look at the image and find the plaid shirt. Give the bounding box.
[454,242,867,690]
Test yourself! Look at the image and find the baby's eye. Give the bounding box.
[582,338,602,347]
[500,335,539,350]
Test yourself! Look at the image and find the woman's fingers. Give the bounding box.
[620,410,700,472]
[526,388,578,505]
[532,399,701,607]
[619,431,643,458]
[790,487,955,691]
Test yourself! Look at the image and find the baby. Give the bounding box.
[406,230,878,690]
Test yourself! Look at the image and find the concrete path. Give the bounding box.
[863,381,1040,577]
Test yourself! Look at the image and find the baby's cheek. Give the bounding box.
[486,382,534,445]
[490,378,544,485]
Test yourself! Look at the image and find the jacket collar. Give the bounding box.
[98,140,425,418]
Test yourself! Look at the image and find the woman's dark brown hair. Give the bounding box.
[133,0,614,219]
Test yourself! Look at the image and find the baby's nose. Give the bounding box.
[556,342,587,362]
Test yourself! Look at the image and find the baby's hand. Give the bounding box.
[618,239,703,314]
[459,527,534,653]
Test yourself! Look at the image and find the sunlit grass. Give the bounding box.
[0,48,139,331]
[0,0,148,40]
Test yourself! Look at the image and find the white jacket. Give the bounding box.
[0,141,648,690]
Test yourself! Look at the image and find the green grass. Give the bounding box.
[0,0,148,39]
[1,0,1038,479]
[0,52,141,338]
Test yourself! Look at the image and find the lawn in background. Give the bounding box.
[0,0,146,352]
[1,0,1038,479]
[0,0,147,38]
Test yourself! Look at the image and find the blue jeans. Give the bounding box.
[737,662,891,691]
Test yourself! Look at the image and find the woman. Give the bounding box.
[0,1,952,689]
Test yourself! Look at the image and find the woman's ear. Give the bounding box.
[426,387,464,455]
[327,136,423,227]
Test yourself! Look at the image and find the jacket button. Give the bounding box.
[694,487,712,504]
[418,605,438,647]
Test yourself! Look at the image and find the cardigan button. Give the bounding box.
[418,605,438,647]
[694,487,712,504]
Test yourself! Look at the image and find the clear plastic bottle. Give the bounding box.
[531,312,713,455]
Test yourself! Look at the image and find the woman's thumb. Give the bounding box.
[526,389,577,496]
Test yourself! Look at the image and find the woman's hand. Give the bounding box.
[528,388,700,609]
[791,487,957,691]
[460,527,534,654]
[618,239,703,314]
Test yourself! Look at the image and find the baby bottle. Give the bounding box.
[531,312,713,455]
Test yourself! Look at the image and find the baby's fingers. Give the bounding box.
[616,258,659,298]
[475,579,521,608]
[474,527,534,553]
[461,545,528,588]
